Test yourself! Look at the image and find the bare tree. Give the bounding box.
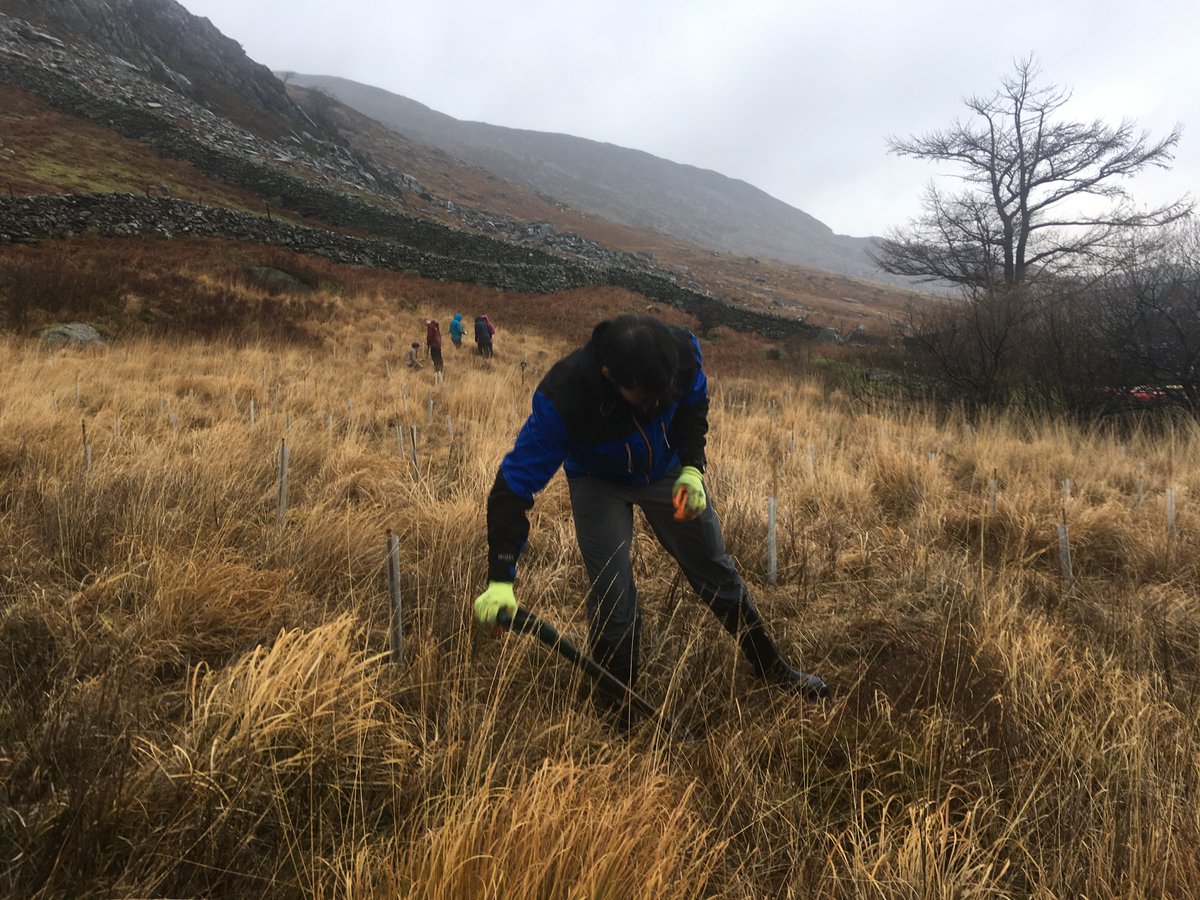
[871,56,1192,294]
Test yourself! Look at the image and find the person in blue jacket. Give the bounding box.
[449,313,465,350]
[474,315,828,723]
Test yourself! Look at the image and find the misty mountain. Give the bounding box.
[287,74,890,282]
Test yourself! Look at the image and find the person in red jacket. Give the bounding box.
[475,314,495,358]
[425,319,444,374]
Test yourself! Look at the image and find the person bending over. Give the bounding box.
[475,315,828,723]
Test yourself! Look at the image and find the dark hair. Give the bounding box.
[593,315,681,398]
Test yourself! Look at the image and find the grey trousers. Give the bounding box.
[567,471,769,688]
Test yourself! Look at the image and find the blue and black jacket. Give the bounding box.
[487,324,708,582]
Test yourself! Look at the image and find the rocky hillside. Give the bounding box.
[0,10,836,340]
[0,0,310,139]
[0,1,922,336]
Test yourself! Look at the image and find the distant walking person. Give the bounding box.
[475,314,496,358]
[449,313,465,350]
[425,319,444,374]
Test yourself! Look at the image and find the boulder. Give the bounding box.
[40,323,104,346]
[246,266,305,289]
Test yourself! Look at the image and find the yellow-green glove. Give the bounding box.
[474,581,517,629]
[672,466,707,520]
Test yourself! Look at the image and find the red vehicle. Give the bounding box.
[1129,385,1168,405]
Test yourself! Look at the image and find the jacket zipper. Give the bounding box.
[632,418,655,484]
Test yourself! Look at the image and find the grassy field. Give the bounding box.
[2,262,1200,897]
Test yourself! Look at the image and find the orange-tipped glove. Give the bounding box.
[474,581,517,629]
[672,466,707,520]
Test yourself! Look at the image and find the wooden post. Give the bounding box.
[277,438,289,525]
[988,476,998,515]
[387,530,403,665]
[409,425,419,481]
[1136,463,1146,512]
[81,420,91,473]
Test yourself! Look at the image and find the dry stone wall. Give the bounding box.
[0,193,820,339]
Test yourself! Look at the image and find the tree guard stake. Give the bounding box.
[387,530,403,665]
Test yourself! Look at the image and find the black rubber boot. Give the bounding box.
[588,632,640,731]
[739,623,830,700]
[704,587,830,700]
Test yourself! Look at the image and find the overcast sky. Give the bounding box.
[179,0,1197,238]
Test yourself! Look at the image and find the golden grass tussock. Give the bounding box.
[131,550,294,664]
[824,794,1013,898]
[3,260,1200,897]
[180,615,409,781]
[360,761,722,899]
[109,616,420,897]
